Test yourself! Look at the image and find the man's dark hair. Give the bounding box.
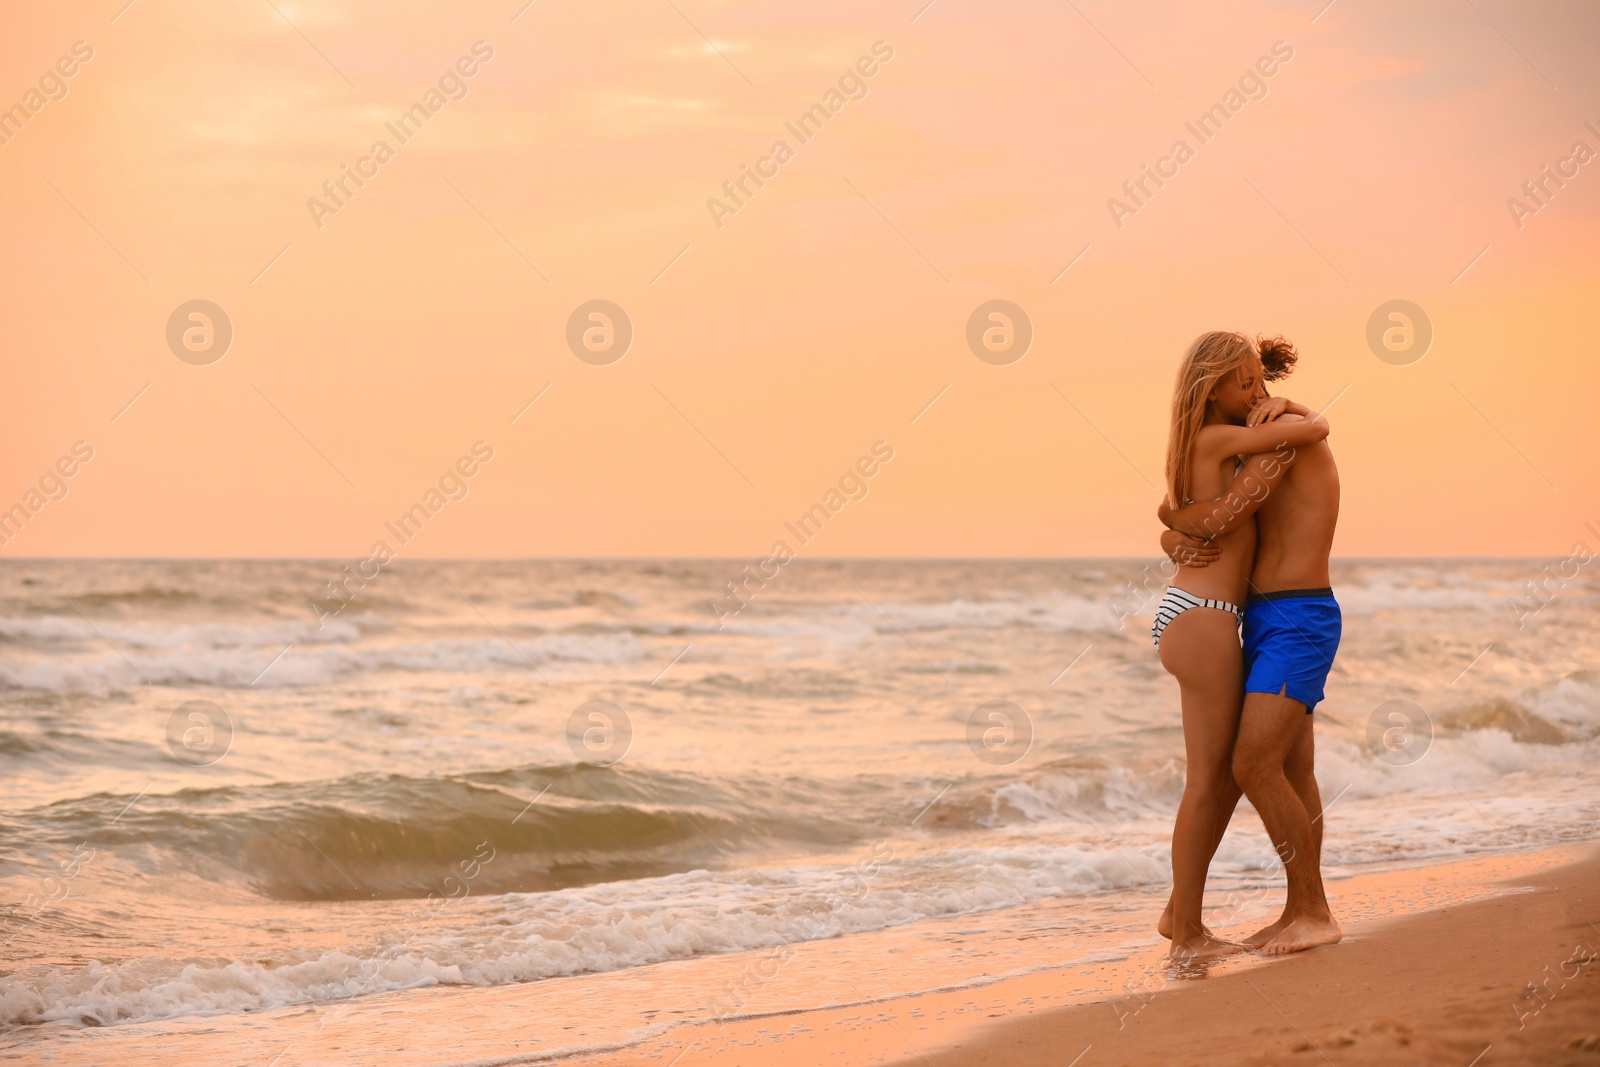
[1257,335,1298,381]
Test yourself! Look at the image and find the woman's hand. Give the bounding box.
[1246,396,1291,426]
[1160,529,1219,568]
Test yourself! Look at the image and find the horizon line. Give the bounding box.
[0,554,1560,563]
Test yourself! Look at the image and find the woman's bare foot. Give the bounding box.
[1243,914,1291,947]
[1262,915,1342,955]
[1169,933,1248,961]
[1158,903,1216,942]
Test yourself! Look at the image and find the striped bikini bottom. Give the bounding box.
[1151,587,1243,650]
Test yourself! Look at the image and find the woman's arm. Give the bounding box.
[1245,396,1315,427]
[1194,408,1329,460]
[1157,441,1302,540]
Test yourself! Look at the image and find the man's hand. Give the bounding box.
[1160,529,1219,568]
[1247,396,1291,426]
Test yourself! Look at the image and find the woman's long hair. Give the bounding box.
[1163,331,1261,509]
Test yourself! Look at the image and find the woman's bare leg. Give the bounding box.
[1158,796,1235,939]
[1158,609,1247,959]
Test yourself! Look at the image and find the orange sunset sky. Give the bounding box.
[2,0,1597,558]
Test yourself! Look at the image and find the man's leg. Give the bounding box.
[1244,713,1322,945]
[1232,691,1340,954]
[1287,715,1323,867]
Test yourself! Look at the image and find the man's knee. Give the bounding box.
[1228,751,1267,793]
[1230,745,1269,792]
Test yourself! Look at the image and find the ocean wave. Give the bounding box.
[917,756,1187,832]
[0,839,1168,1028]
[904,659,1010,675]
[0,729,46,756]
[1319,723,1600,804]
[10,673,1595,895]
[840,595,1115,633]
[0,615,364,650]
[933,674,1600,831]
[1334,576,1598,617]
[3,775,1589,1030]
[63,584,200,607]
[230,797,737,901]
[703,594,1119,639]
[0,632,644,692]
[1421,671,1600,746]
[1521,670,1600,737]
[4,711,1597,1030]
[16,764,863,901]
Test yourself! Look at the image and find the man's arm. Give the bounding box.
[1157,442,1301,541]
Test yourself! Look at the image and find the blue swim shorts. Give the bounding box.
[1242,588,1342,713]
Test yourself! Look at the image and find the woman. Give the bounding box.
[1152,331,1329,960]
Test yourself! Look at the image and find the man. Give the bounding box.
[1156,346,1343,955]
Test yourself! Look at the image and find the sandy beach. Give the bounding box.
[903,849,1600,1067]
[572,847,1600,1067]
[541,848,1600,1067]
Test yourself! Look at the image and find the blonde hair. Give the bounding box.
[1163,331,1260,508]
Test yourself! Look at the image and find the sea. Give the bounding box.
[1,558,1596,1063]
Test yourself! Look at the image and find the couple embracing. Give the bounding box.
[1150,331,1344,960]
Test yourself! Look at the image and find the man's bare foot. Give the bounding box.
[1169,933,1248,961]
[1244,914,1291,947]
[1262,915,1342,956]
